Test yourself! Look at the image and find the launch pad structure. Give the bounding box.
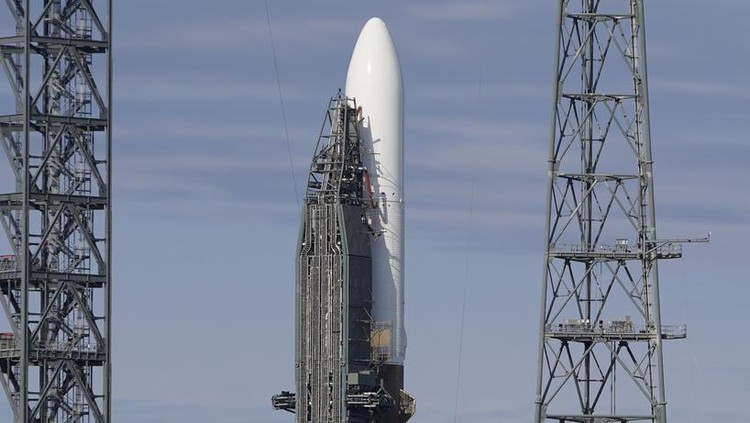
[0,1,112,421]
[534,1,704,422]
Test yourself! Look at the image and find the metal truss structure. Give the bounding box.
[533,1,699,421]
[0,1,112,421]
[273,94,394,422]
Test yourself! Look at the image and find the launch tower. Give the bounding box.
[273,95,401,422]
[0,1,112,421]
[534,1,696,421]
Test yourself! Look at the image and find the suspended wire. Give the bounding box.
[681,264,699,413]
[264,0,300,211]
[453,62,485,422]
[453,183,475,423]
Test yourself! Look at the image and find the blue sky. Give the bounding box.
[3,0,748,421]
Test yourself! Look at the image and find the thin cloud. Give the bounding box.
[656,80,750,100]
[401,1,533,22]
[116,116,297,145]
[119,18,261,53]
[113,400,275,423]
[407,118,546,173]
[115,77,285,103]
[411,80,549,102]
[119,14,356,55]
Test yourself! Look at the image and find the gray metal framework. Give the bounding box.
[0,0,112,421]
[534,1,694,421]
[274,94,393,422]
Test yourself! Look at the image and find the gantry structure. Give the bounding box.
[273,94,398,422]
[534,1,696,422]
[0,1,112,421]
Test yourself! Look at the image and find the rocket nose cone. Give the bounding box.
[346,17,402,96]
[350,16,396,58]
[354,17,390,43]
[362,16,387,33]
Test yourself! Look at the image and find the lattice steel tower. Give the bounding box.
[534,1,696,422]
[0,1,112,421]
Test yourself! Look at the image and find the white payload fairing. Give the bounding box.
[346,17,407,367]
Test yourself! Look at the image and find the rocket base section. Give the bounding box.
[377,364,415,423]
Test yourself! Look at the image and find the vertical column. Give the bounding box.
[0,1,111,421]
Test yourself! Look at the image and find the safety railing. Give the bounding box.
[547,320,687,339]
[0,335,102,355]
[549,242,682,258]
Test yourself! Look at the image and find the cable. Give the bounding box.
[264,0,300,211]
[453,183,475,423]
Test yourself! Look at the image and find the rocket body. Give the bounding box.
[346,17,406,366]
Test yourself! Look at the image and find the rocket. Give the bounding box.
[346,18,407,370]
[273,17,413,423]
[348,17,410,422]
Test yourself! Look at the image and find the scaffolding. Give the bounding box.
[533,1,701,421]
[0,1,112,421]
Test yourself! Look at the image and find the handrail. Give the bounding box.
[547,321,687,338]
[549,242,682,256]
